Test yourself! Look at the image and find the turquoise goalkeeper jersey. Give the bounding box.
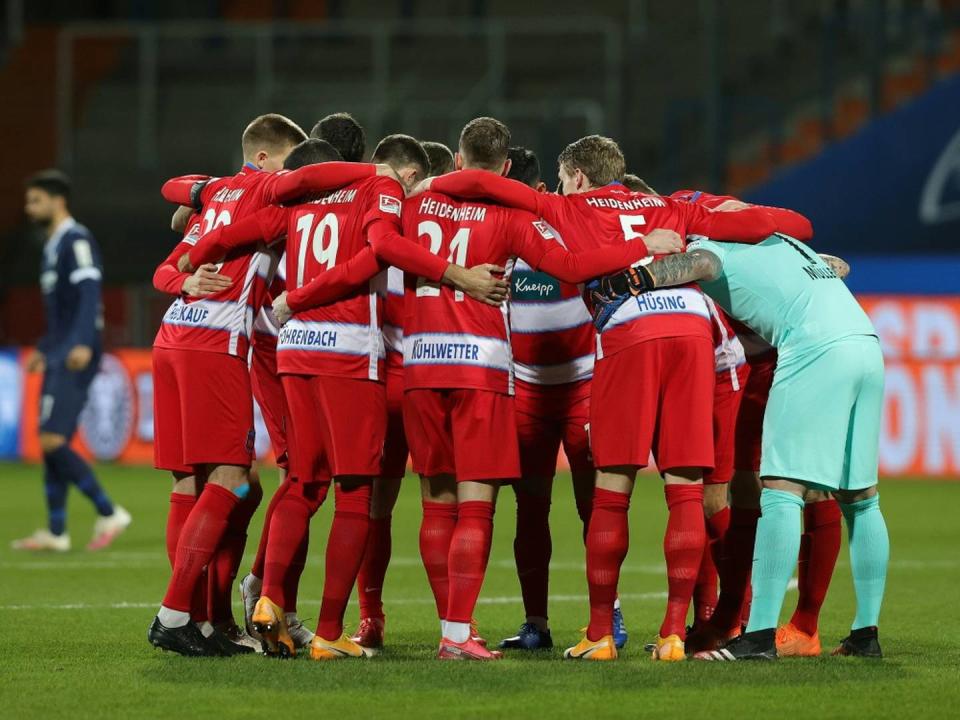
[686,234,876,364]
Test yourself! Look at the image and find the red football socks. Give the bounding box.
[316,483,372,641]
[165,492,196,569]
[207,483,262,625]
[790,498,842,635]
[710,506,760,633]
[445,501,495,624]
[357,515,393,621]
[251,478,291,580]
[262,481,328,610]
[585,488,630,642]
[419,501,457,618]
[693,506,730,625]
[162,483,238,612]
[660,484,706,640]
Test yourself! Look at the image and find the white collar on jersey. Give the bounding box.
[45,216,78,264]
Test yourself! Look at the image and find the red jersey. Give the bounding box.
[247,175,406,379]
[509,257,594,385]
[382,266,405,366]
[429,172,777,360]
[402,189,651,394]
[153,166,283,358]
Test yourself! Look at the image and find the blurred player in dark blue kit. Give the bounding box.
[12,170,131,552]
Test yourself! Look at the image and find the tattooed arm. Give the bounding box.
[646,249,723,288]
[818,254,850,280]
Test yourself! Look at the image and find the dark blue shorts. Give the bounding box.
[39,359,99,439]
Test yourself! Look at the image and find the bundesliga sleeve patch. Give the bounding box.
[532,220,555,239]
[184,222,202,246]
[379,194,402,217]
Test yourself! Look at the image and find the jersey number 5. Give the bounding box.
[619,214,646,241]
[294,212,340,288]
[416,220,470,301]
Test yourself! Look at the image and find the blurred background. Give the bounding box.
[0,0,958,475]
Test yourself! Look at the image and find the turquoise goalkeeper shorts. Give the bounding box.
[760,335,884,492]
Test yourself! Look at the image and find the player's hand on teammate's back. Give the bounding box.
[444,263,509,306]
[643,228,684,255]
[272,291,292,325]
[406,177,434,198]
[181,264,231,297]
[819,254,851,279]
[711,199,750,212]
[25,350,46,374]
[65,345,93,372]
[177,252,196,273]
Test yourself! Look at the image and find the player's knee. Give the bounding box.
[703,484,729,516]
[662,466,703,484]
[420,474,457,503]
[730,470,761,509]
[206,463,250,491]
[595,467,636,494]
[171,472,197,495]
[39,433,67,455]
[515,475,552,498]
[834,486,877,505]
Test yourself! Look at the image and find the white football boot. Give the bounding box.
[12,528,71,552]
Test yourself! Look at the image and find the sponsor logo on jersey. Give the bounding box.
[532,220,555,239]
[379,194,402,217]
[79,353,134,460]
[164,302,211,325]
[409,338,481,361]
[278,325,339,349]
[512,271,562,301]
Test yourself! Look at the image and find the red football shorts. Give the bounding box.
[381,354,409,479]
[704,363,750,485]
[282,374,386,481]
[251,333,289,468]
[515,378,592,479]
[404,388,520,482]
[589,336,715,471]
[153,347,254,473]
[734,351,777,473]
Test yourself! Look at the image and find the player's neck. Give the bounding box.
[46,211,73,239]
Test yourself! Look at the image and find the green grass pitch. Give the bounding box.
[1,462,959,719]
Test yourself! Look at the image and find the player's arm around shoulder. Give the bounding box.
[646,246,724,288]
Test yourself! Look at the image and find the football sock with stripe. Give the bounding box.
[514,490,552,623]
[446,500,495,626]
[162,483,238,614]
[420,501,457,621]
[839,495,889,630]
[746,488,804,633]
[357,515,393,621]
[42,453,69,536]
[660,484,706,639]
[790,498,842,635]
[585,488,630,642]
[208,482,263,625]
[316,482,372,641]
[47,444,114,517]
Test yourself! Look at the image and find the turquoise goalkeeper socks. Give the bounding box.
[745,488,804,633]
[839,494,889,630]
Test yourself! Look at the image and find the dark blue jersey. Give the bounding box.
[38,218,104,358]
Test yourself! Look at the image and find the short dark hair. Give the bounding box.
[311,112,366,162]
[459,117,510,171]
[622,173,657,194]
[422,141,455,177]
[241,113,307,158]
[283,138,343,170]
[506,147,540,188]
[371,134,430,178]
[557,135,625,187]
[25,169,71,201]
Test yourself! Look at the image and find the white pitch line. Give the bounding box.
[0,581,800,612]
